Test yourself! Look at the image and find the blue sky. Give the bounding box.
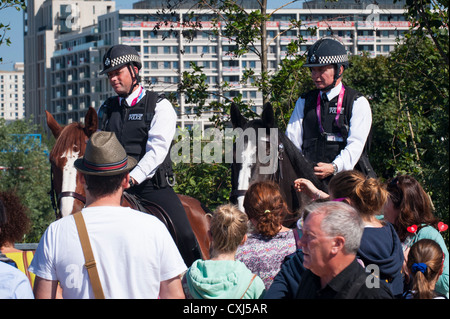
[0,0,303,71]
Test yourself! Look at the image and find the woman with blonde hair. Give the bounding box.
[295,170,404,297]
[182,204,265,299]
[404,239,446,299]
[236,181,298,290]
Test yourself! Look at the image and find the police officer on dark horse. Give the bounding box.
[98,44,201,267]
[286,37,376,184]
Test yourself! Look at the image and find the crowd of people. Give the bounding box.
[2,156,448,299]
[1,39,448,300]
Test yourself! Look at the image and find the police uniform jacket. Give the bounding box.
[99,85,177,185]
[286,82,372,173]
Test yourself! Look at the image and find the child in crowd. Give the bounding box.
[236,181,299,290]
[182,204,265,299]
[385,174,449,297]
[404,239,446,299]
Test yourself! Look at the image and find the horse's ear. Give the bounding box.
[230,103,247,128]
[46,110,63,138]
[84,107,98,138]
[261,102,275,128]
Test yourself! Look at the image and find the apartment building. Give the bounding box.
[0,63,25,122]
[44,0,409,128]
[50,26,105,124]
[24,0,115,127]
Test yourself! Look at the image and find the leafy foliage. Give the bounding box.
[0,118,55,242]
[171,127,231,210]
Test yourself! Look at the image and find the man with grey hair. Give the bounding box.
[295,201,393,299]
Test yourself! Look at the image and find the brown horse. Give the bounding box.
[46,107,211,259]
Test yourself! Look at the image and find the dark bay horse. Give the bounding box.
[46,107,211,259]
[229,102,327,227]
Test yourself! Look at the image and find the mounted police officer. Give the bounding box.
[98,44,201,267]
[286,37,375,183]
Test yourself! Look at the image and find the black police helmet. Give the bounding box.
[304,37,349,69]
[100,44,142,75]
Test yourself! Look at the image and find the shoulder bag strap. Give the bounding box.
[73,212,105,299]
[240,274,257,299]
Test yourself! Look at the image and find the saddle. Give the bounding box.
[121,191,178,245]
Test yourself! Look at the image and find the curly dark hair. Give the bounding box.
[243,181,290,238]
[0,190,31,247]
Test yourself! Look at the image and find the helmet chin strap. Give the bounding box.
[322,64,343,92]
[121,64,139,97]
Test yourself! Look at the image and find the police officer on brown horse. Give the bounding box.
[98,44,201,267]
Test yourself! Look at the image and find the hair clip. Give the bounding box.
[264,210,271,214]
[438,222,448,232]
[411,262,427,274]
[407,224,418,234]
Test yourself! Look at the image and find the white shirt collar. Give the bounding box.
[321,82,343,101]
[119,85,145,106]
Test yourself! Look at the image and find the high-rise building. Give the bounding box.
[36,0,411,129]
[24,0,115,127]
[0,63,25,122]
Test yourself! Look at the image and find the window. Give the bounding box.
[223,60,239,67]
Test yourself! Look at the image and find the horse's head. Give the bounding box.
[47,107,98,218]
[229,102,281,211]
[229,102,326,222]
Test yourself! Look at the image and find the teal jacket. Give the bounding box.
[183,259,266,299]
[406,225,449,298]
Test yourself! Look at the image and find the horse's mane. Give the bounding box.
[278,129,328,192]
[49,122,87,167]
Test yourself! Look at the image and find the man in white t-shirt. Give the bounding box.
[29,131,187,299]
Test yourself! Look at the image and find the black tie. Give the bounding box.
[320,92,329,120]
[121,98,129,108]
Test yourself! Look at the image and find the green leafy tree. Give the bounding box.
[0,118,54,242]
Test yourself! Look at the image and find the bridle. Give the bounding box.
[229,141,285,202]
[48,164,86,219]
